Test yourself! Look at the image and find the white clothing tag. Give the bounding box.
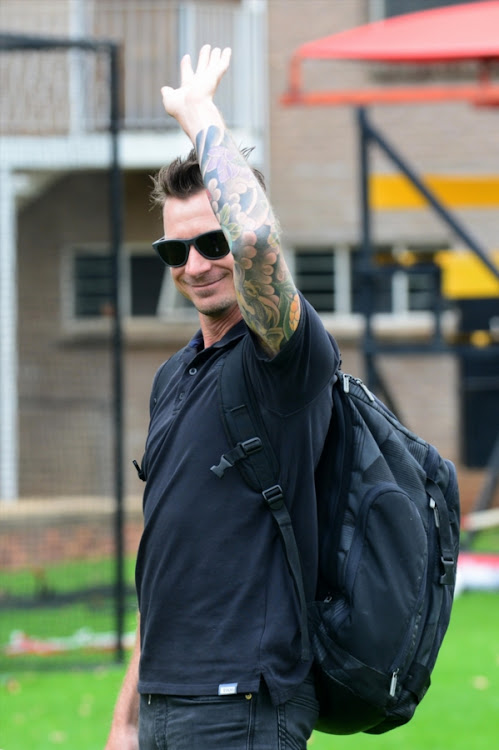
[218,683,238,695]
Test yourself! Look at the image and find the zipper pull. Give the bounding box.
[390,669,399,697]
[359,380,375,402]
[429,496,440,528]
[342,373,350,393]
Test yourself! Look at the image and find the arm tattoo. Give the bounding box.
[196,125,300,354]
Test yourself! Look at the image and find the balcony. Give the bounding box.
[0,0,267,139]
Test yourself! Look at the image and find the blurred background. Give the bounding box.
[0,1,498,741]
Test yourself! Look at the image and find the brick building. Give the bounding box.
[1,0,497,544]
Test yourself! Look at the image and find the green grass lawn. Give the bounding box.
[0,557,138,671]
[1,591,498,750]
[0,556,137,599]
[1,666,126,750]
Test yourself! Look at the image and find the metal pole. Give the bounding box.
[358,108,376,388]
[0,165,19,502]
[109,43,125,664]
[357,109,401,414]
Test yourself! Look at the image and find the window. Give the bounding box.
[74,254,114,317]
[66,247,195,322]
[130,255,164,316]
[294,245,446,318]
[408,269,440,311]
[370,0,476,22]
[351,247,392,315]
[294,252,335,312]
[67,244,446,328]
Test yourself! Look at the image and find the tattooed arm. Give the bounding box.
[161,45,300,357]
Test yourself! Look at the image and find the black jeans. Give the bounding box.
[138,672,319,750]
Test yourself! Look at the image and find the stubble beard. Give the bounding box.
[194,295,237,319]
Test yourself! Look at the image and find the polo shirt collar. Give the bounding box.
[187,319,247,353]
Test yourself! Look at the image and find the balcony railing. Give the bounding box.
[0,0,266,136]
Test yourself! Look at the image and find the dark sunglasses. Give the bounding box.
[152,230,230,268]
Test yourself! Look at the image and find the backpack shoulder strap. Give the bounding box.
[210,337,311,661]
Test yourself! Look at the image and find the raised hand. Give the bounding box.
[161,45,232,138]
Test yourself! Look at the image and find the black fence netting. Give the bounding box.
[0,33,131,671]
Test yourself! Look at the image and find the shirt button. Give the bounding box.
[178,392,185,400]
[188,367,197,375]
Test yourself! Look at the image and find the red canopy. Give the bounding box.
[296,1,499,64]
[283,1,499,107]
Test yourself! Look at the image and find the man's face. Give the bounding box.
[163,191,238,319]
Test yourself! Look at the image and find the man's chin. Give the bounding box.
[196,303,231,318]
[194,298,237,319]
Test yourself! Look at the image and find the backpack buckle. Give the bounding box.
[440,556,455,586]
[210,438,263,478]
[262,485,284,510]
[241,437,262,455]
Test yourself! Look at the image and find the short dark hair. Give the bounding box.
[150,146,266,207]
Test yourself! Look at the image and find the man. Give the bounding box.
[105,45,339,750]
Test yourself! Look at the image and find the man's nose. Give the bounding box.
[184,244,212,274]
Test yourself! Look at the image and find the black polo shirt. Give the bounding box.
[135,296,339,705]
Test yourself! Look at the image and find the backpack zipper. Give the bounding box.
[343,482,400,593]
[342,373,375,402]
[342,483,430,701]
[430,496,440,527]
[389,493,441,697]
[390,668,399,697]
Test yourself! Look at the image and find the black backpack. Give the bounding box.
[145,335,460,735]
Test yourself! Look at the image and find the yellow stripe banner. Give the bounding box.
[371,175,499,210]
